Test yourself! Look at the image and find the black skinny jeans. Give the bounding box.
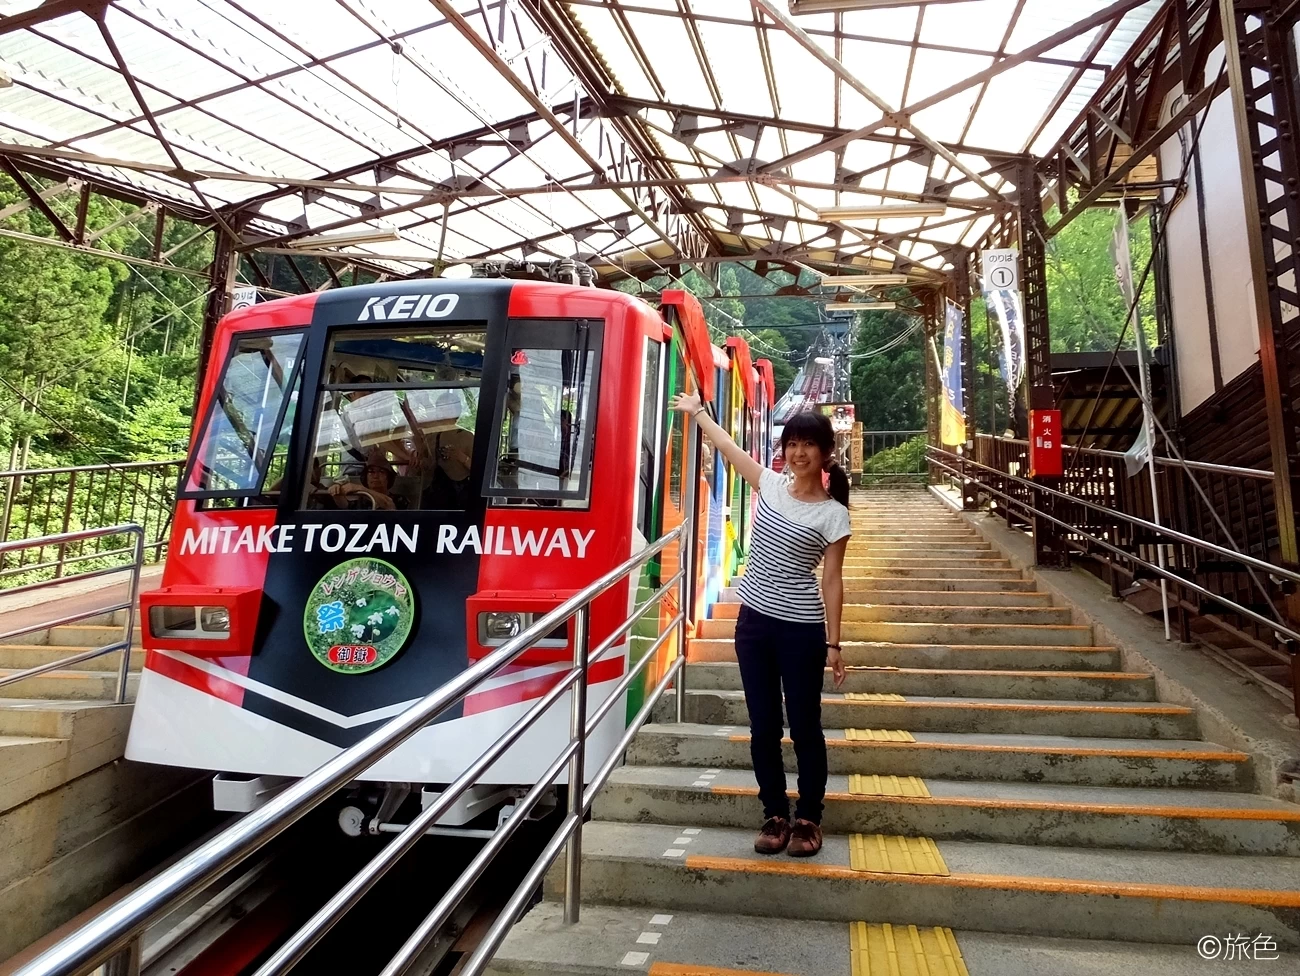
[733,604,828,825]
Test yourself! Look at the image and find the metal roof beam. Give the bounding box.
[0,158,76,241]
[751,0,1148,181]
[0,0,103,36]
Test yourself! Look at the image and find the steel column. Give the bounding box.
[1221,0,1300,570]
[1016,158,1070,567]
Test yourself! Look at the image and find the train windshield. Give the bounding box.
[304,328,485,511]
[180,331,304,505]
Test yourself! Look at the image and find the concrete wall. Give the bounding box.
[1158,45,1261,415]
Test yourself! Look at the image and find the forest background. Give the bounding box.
[0,172,1154,472]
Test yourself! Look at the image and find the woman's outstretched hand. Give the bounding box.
[828,646,846,689]
[669,391,702,415]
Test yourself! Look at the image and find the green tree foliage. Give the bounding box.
[849,298,926,431]
[0,174,211,466]
[1044,204,1158,353]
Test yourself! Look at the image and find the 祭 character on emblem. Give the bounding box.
[303,557,415,673]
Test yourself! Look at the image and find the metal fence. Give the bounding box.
[0,459,181,588]
[0,524,144,703]
[861,430,926,484]
[11,516,693,976]
[939,438,1299,713]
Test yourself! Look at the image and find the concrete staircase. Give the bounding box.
[0,606,204,960]
[490,489,1300,974]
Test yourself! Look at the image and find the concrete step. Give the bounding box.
[46,625,141,647]
[625,724,1252,789]
[848,545,995,556]
[719,579,1042,602]
[844,566,1025,580]
[662,689,1199,739]
[0,670,138,700]
[596,766,1300,856]
[0,646,143,672]
[842,589,1054,607]
[690,639,1122,671]
[549,821,1300,946]
[489,903,1280,976]
[0,698,133,738]
[837,577,1037,592]
[857,535,977,543]
[698,616,1085,642]
[706,603,1073,626]
[686,662,1159,701]
[843,557,1013,569]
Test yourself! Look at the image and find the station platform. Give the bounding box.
[490,490,1300,974]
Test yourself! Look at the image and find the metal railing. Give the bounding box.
[12,518,693,976]
[862,430,926,484]
[930,445,1300,715]
[0,459,181,589]
[0,524,145,704]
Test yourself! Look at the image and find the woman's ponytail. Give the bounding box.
[826,461,851,508]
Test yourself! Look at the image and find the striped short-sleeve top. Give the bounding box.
[737,469,852,623]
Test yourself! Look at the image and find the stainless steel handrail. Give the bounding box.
[973,433,1274,480]
[929,449,1300,643]
[932,447,1300,585]
[0,523,145,703]
[13,518,692,976]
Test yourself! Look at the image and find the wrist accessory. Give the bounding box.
[827,643,841,651]
[692,406,707,418]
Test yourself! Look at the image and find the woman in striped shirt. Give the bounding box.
[671,393,851,858]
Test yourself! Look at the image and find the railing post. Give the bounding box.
[115,529,145,704]
[563,605,590,925]
[102,938,141,976]
[54,471,77,579]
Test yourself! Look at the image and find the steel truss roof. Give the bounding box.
[0,0,1166,285]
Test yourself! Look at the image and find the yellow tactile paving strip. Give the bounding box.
[849,922,970,976]
[850,834,950,876]
[845,728,916,742]
[845,693,907,702]
[848,774,931,797]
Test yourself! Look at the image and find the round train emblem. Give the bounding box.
[304,557,414,674]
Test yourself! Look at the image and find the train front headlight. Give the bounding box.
[480,611,526,644]
[476,611,570,648]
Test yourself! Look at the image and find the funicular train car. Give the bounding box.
[126,269,734,833]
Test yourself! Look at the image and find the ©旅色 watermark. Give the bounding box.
[1198,934,1281,961]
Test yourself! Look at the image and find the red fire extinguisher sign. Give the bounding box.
[1029,409,1063,477]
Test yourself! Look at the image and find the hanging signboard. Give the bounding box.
[230,286,258,310]
[981,248,1020,292]
[940,300,966,446]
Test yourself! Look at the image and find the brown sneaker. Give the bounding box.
[754,816,791,855]
[787,819,823,857]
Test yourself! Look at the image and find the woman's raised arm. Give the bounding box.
[669,390,766,489]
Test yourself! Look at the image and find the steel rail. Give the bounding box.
[11,521,686,976]
[928,451,1300,643]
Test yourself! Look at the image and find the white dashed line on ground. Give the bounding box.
[636,932,663,945]
[650,914,674,925]
[662,848,686,858]
[620,951,650,967]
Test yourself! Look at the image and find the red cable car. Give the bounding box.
[126,272,728,823]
